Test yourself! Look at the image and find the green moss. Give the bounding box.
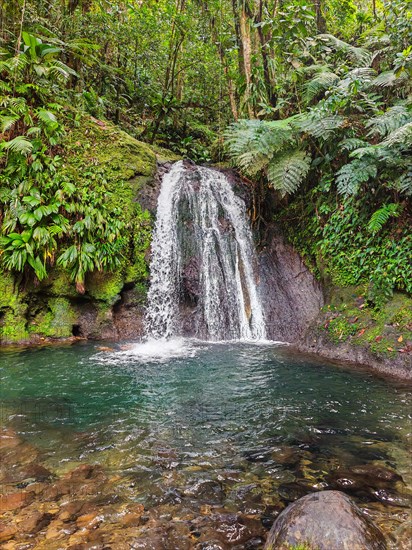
[86,271,124,302]
[322,289,411,358]
[30,298,77,338]
[1,303,29,342]
[150,142,183,163]
[64,116,157,181]
[0,271,29,342]
[41,269,78,298]
[326,315,359,343]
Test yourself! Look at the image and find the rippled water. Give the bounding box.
[0,341,411,547]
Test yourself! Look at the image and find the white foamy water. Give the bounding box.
[145,161,267,341]
[94,338,199,365]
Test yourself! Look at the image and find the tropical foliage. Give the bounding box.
[1,0,411,305]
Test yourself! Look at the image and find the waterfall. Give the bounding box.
[145,161,266,341]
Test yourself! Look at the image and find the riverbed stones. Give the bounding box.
[264,490,387,550]
[0,490,34,512]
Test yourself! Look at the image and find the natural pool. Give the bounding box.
[0,340,411,548]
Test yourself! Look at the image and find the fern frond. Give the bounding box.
[304,71,340,103]
[338,138,369,152]
[381,122,412,147]
[372,70,408,88]
[0,115,20,132]
[224,119,295,175]
[295,113,345,138]
[0,80,12,93]
[267,150,311,196]
[367,203,400,234]
[317,34,372,67]
[336,159,377,195]
[396,171,412,196]
[366,105,411,137]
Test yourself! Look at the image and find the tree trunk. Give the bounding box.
[312,0,326,33]
[255,0,277,108]
[239,6,254,117]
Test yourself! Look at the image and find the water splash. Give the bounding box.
[145,161,266,341]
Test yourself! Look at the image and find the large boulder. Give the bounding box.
[264,490,386,550]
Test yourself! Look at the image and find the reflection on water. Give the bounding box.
[0,340,411,547]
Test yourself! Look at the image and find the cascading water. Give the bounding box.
[145,161,266,341]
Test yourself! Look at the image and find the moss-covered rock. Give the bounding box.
[86,271,124,303]
[300,289,412,379]
[0,114,162,345]
[0,272,29,343]
[29,297,77,338]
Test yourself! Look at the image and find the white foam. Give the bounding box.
[94,338,199,364]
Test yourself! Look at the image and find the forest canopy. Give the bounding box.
[0,0,411,304]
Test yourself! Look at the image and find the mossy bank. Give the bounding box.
[0,115,164,345]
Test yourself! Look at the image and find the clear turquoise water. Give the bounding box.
[1,340,410,479]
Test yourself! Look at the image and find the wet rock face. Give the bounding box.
[258,227,324,342]
[264,490,387,550]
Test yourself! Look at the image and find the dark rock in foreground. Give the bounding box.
[264,490,387,550]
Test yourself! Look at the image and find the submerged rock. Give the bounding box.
[264,490,387,550]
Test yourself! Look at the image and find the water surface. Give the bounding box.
[0,341,410,547]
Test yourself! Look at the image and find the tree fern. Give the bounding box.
[366,105,411,137]
[304,71,340,103]
[381,121,412,147]
[295,113,345,139]
[367,203,401,234]
[317,34,372,67]
[224,118,295,175]
[336,159,377,196]
[267,150,311,196]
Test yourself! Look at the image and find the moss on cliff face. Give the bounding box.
[29,298,78,338]
[0,115,159,345]
[0,272,29,343]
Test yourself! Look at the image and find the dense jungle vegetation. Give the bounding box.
[0,0,411,307]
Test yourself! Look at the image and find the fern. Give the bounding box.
[396,171,412,196]
[366,105,411,137]
[367,203,401,233]
[317,34,372,67]
[224,118,295,175]
[304,71,339,103]
[338,138,369,152]
[336,159,377,196]
[373,70,408,88]
[267,150,311,196]
[381,121,412,147]
[295,113,345,139]
[0,115,20,132]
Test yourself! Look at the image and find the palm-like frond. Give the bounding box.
[381,122,412,147]
[372,70,408,88]
[0,114,20,133]
[1,136,33,156]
